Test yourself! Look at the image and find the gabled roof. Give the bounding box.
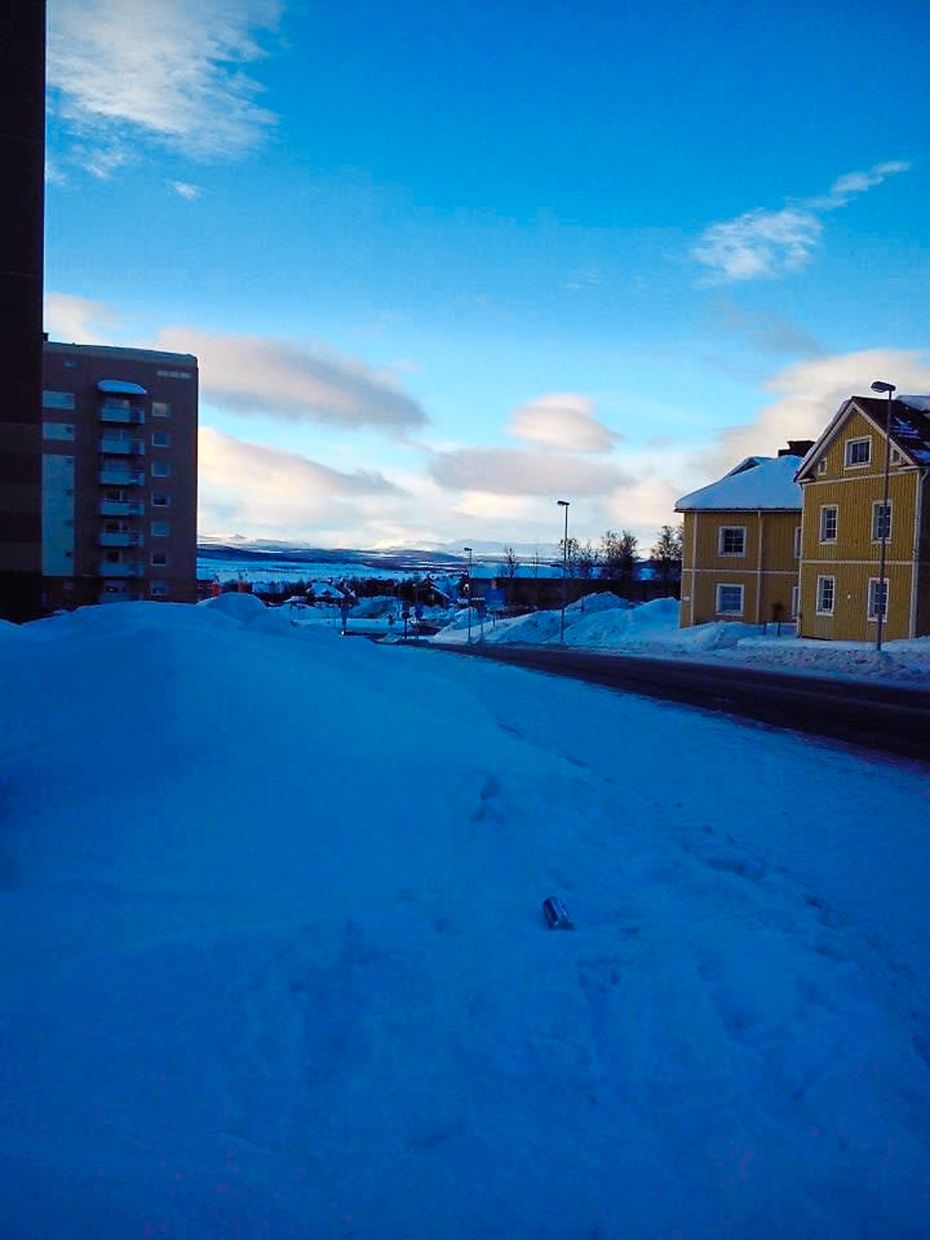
[675,453,803,512]
[795,395,930,481]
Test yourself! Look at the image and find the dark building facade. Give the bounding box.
[0,1,46,620]
[42,343,199,607]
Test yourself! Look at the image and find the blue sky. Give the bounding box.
[44,0,930,550]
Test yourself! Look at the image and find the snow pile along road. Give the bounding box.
[1,601,929,1236]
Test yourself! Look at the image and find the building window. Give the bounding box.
[152,401,171,418]
[43,422,75,440]
[817,459,827,475]
[845,437,871,467]
[793,526,802,558]
[868,578,889,621]
[891,448,903,465]
[816,575,835,615]
[63,359,77,369]
[151,461,171,478]
[715,584,743,616]
[151,552,168,567]
[718,526,746,556]
[151,521,170,538]
[156,369,192,380]
[150,581,170,597]
[791,584,800,619]
[872,501,892,541]
[151,492,171,507]
[819,505,838,542]
[152,431,171,447]
[42,390,76,409]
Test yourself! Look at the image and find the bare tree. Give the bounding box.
[577,539,599,579]
[651,524,683,592]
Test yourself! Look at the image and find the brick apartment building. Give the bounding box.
[42,341,198,608]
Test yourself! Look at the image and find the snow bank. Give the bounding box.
[1,602,930,1235]
[198,591,267,621]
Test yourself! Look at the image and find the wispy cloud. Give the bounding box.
[508,394,620,454]
[169,180,203,200]
[44,292,123,344]
[693,160,912,284]
[48,0,282,171]
[153,326,429,435]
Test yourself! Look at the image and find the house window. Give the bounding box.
[43,390,76,409]
[718,526,746,556]
[891,448,903,465]
[817,459,827,475]
[791,584,800,619]
[150,521,170,538]
[151,461,171,478]
[152,401,171,418]
[716,584,744,616]
[816,575,835,615]
[152,430,171,447]
[151,552,168,567]
[793,525,802,558]
[845,438,871,467]
[872,501,892,541]
[151,492,171,507]
[819,505,838,542]
[868,579,889,621]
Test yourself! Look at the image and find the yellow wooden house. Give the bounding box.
[675,443,811,628]
[794,394,930,641]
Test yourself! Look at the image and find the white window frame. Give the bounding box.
[871,500,892,542]
[791,584,800,619]
[816,575,835,616]
[793,525,802,558]
[819,505,838,543]
[817,459,827,475]
[867,578,889,622]
[151,491,171,508]
[151,461,171,478]
[717,525,746,557]
[150,552,169,567]
[152,401,171,418]
[844,437,872,468]
[715,583,744,616]
[151,430,171,448]
[150,521,171,538]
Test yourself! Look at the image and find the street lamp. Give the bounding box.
[870,380,896,652]
[557,500,570,642]
[463,546,473,644]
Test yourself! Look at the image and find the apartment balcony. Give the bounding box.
[98,403,145,425]
[99,500,145,517]
[98,561,145,578]
[99,466,145,486]
[99,531,145,548]
[99,435,145,455]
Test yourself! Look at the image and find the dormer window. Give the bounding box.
[845,438,871,467]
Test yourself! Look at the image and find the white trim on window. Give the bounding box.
[717,525,746,557]
[817,459,827,475]
[793,525,802,558]
[715,583,744,616]
[816,575,835,616]
[871,500,892,542]
[867,577,889,622]
[844,437,872,468]
[791,584,800,619]
[819,504,838,543]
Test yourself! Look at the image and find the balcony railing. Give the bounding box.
[99,435,145,455]
[99,532,145,548]
[98,561,145,578]
[98,404,144,425]
[99,467,145,486]
[99,500,145,517]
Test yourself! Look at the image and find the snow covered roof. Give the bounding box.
[675,453,803,512]
[97,379,148,396]
[795,395,930,478]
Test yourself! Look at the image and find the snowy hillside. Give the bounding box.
[1,599,929,1236]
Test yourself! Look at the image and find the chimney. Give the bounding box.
[779,439,814,458]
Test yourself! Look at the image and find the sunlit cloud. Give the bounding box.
[48,0,282,171]
[170,180,203,200]
[429,447,632,497]
[45,292,123,345]
[508,394,621,454]
[693,160,912,284]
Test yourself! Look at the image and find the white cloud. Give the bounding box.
[508,394,620,454]
[44,292,122,344]
[152,326,429,434]
[429,447,633,497]
[693,161,912,284]
[703,348,930,473]
[170,180,203,200]
[48,0,282,167]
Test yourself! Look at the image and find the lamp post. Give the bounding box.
[463,546,473,644]
[557,500,570,642]
[870,380,896,652]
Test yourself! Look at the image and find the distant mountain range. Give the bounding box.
[198,537,561,570]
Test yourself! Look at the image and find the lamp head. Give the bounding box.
[557,499,570,508]
[870,380,896,395]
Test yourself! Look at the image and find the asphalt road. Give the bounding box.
[427,642,930,765]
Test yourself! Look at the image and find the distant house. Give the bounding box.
[794,394,930,641]
[675,442,812,627]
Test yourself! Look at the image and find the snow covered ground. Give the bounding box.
[433,595,930,685]
[1,598,930,1236]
